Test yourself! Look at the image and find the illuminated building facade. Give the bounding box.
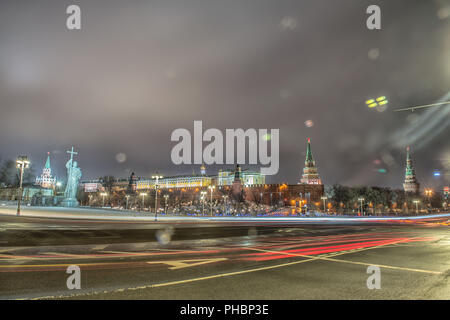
[35,152,56,189]
[218,168,265,186]
[132,165,265,191]
[136,174,213,190]
[403,146,420,193]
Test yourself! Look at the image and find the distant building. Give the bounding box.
[136,173,213,190]
[403,146,420,193]
[300,138,322,185]
[35,152,56,189]
[218,167,265,186]
[133,165,265,191]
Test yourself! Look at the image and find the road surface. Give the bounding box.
[0,207,449,300]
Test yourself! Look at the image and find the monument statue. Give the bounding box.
[61,147,82,207]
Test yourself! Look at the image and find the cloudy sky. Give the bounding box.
[0,0,449,189]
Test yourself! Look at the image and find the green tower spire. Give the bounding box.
[44,152,51,169]
[305,137,315,165]
[300,138,322,185]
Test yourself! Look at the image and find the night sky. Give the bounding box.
[0,0,449,189]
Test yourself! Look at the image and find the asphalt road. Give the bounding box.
[0,211,449,300]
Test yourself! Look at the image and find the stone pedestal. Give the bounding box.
[61,198,79,207]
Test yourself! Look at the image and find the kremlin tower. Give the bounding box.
[403,146,420,193]
[200,163,206,176]
[35,152,56,188]
[300,138,322,185]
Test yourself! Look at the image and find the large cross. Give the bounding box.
[67,146,78,163]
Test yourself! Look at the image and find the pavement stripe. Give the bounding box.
[28,248,361,300]
[247,241,442,275]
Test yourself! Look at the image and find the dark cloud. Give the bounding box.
[0,0,449,189]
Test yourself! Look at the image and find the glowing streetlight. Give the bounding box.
[321,196,327,213]
[201,191,207,215]
[55,181,62,193]
[125,195,130,210]
[222,195,229,215]
[358,197,365,216]
[152,175,163,221]
[208,185,215,216]
[100,192,108,207]
[140,192,147,210]
[424,189,433,209]
[413,200,420,214]
[16,156,30,216]
[163,194,169,214]
[365,96,388,108]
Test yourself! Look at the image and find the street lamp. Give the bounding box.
[152,175,163,221]
[16,156,30,216]
[358,197,365,216]
[100,192,108,207]
[424,189,433,209]
[413,200,420,214]
[208,185,215,216]
[321,196,327,213]
[299,192,303,209]
[125,195,130,210]
[140,192,147,211]
[222,195,228,215]
[201,191,207,215]
[163,194,169,214]
[55,181,62,194]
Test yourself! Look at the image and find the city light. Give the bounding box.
[152,175,163,220]
[413,200,420,214]
[100,192,108,207]
[365,96,388,108]
[15,156,30,216]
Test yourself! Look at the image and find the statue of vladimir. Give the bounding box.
[64,158,82,200]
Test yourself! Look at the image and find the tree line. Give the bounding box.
[325,184,444,214]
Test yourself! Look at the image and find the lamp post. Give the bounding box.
[321,196,327,213]
[358,197,364,216]
[140,192,147,211]
[222,195,228,215]
[152,175,163,221]
[163,194,169,214]
[424,189,433,210]
[125,195,130,210]
[413,200,420,214]
[101,192,108,207]
[299,192,303,211]
[16,156,30,216]
[208,185,215,216]
[55,181,62,194]
[201,191,207,215]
